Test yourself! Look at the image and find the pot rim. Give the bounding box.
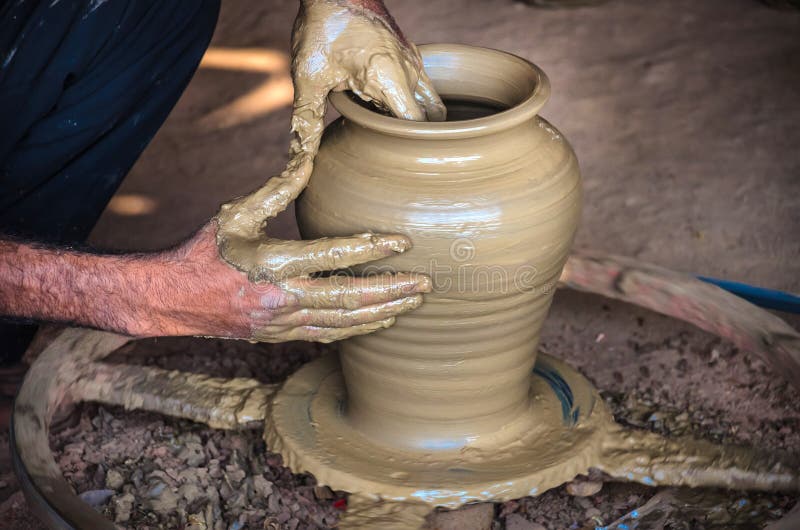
[329,43,551,140]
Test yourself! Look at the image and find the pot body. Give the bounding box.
[296,44,581,450]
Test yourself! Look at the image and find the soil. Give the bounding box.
[24,297,800,529]
[2,0,800,528]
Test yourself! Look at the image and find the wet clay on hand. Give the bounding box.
[214,0,443,283]
[213,0,445,339]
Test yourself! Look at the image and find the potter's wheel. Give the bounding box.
[11,251,800,529]
[265,353,609,508]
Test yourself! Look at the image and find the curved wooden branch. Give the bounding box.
[78,362,275,430]
[561,250,800,390]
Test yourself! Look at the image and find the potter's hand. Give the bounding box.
[291,0,446,154]
[160,222,430,342]
[212,0,439,340]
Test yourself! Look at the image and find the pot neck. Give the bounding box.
[329,43,551,141]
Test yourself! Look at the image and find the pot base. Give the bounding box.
[264,352,613,509]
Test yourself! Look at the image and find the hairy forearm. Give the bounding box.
[0,238,164,336]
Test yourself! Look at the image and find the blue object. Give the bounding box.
[533,363,580,426]
[698,276,800,314]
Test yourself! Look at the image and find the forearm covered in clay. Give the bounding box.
[0,237,158,336]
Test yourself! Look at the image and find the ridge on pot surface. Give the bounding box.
[330,43,552,139]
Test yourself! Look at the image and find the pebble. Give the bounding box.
[267,493,281,513]
[105,469,124,490]
[146,482,179,514]
[225,490,247,513]
[78,488,115,507]
[566,480,603,497]
[186,512,208,530]
[113,492,135,523]
[253,475,274,498]
[180,482,204,505]
[313,485,334,500]
[179,442,207,467]
[224,464,246,485]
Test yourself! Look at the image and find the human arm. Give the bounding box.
[0,224,430,341]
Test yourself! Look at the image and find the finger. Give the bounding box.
[215,154,314,241]
[277,295,423,328]
[415,70,447,122]
[297,317,396,343]
[284,273,432,309]
[408,44,447,122]
[370,54,426,121]
[258,233,412,280]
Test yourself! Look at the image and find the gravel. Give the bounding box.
[41,311,798,529]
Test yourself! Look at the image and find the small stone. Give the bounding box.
[224,464,246,486]
[277,509,291,524]
[584,507,601,519]
[179,442,207,467]
[105,469,125,490]
[219,481,234,501]
[146,482,180,514]
[566,480,603,497]
[225,490,247,513]
[180,482,204,505]
[267,493,281,513]
[186,512,208,530]
[79,488,115,507]
[426,503,494,530]
[180,433,202,444]
[206,485,221,505]
[253,475,274,498]
[130,468,144,489]
[206,439,220,458]
[114,492,135,523]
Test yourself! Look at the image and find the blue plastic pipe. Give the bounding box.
[698,276,800,314]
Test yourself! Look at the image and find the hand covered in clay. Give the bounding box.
[211,0,441,342]
[291,0,446,148]
[156,223,430,342]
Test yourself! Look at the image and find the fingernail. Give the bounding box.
[414,275,432,293]
[403,294,424,308]
[381,235,412,253]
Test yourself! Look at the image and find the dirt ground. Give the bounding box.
[2,0,799,528]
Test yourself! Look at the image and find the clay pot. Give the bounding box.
[296,44,581,450]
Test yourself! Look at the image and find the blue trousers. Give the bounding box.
[0,0,221,363]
